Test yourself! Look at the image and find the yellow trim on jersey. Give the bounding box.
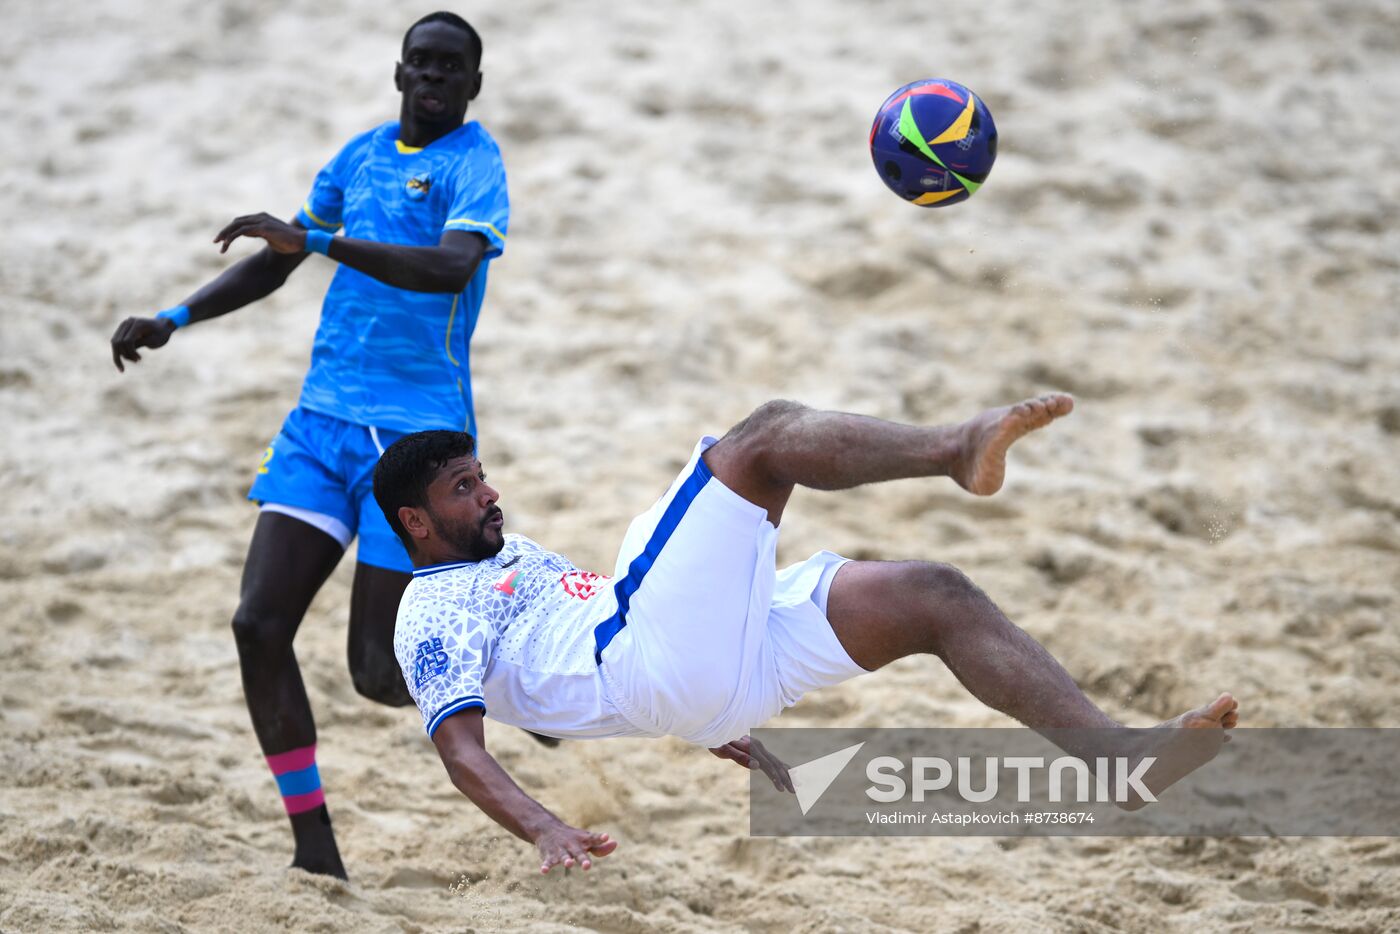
[300,202,339,230]
[444,217,506,243]
[444,293,461,365]
[395,140,424,154]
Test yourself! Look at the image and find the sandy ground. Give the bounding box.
[3,0,1400,930]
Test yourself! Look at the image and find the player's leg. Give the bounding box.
[823,559,1119,729]
[231,511,347,878]
[343,424,418,708]
[346,562,414,707]
[239,408,359,878]
[603,394,1069,742]
[701,394,1074,525]
[820,559,1239,801]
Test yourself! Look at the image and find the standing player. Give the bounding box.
[109,13,507,878]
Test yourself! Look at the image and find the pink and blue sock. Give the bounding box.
[265,745,325,815]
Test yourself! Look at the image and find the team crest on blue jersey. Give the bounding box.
[406,173,433,201]
[413,637,449,687]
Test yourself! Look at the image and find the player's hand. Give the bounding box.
[214,212,307,255]
[110,315,177,372]
[709,735,794,793]
[533,822,617,875]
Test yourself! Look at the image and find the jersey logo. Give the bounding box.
[560,570,606,600]
[413,637,450,688]
[406,173,433,201]
[493,569,521,595]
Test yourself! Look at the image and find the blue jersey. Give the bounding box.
[293,120,509,435]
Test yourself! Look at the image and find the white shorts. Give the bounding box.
[596,437,869,747]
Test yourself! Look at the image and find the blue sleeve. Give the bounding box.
[294,130,374,232]
[442,142,509,257]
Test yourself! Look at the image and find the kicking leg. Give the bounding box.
[826,560,1118,729]
[701,394,1073,525]
[824,560,1238,802]
[232,512,346,878]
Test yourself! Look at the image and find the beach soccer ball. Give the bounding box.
[869,79,997,207]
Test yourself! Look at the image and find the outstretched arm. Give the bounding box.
[432,711,617,874]
[109,220,309,372]
[214,213,487,295]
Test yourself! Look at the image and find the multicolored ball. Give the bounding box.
[870,79,998,208]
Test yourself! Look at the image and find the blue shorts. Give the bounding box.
[248,407,411,572]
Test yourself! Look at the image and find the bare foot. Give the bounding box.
[951,393,1075,496]
[1118,692,1239,811]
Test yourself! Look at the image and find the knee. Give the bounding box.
[231,601,295,655]
[911,561,978,597]
[349,651,414,707]
[904,561,984,649]
[741,399,808,438]
[726,399,809,462]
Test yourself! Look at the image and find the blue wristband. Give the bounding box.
[304,230,333,255]
[156,305,191,329]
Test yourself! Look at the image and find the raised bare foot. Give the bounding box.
[1118,692,1239,810]
[951,393,1075,496]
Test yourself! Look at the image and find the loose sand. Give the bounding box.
[2,0,1398,930]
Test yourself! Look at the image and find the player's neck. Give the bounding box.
[398,108,466,150]
[415,546,489,569]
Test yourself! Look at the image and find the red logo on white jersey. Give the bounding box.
[560,570,606,600]
[493,569,520,595]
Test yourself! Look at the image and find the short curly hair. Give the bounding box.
[373,430,476,554]
[402,12,482,66]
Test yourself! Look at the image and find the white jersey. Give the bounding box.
[394,534,643,740]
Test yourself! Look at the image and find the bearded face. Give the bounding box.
[427,498,504,562]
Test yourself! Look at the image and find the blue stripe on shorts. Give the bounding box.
[593,454,714,663]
